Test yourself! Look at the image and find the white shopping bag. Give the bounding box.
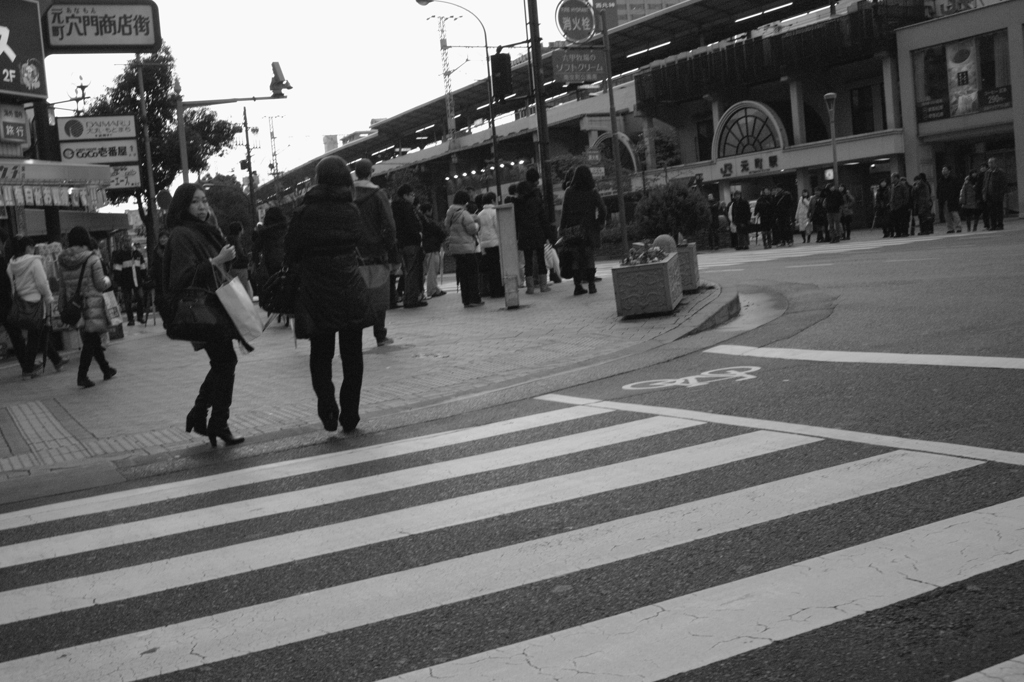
[215,273,263,345]
[102,291,123,327]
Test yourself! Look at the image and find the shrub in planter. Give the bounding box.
[633,182,711,245]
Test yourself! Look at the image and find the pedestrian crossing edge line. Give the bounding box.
[706,344,1024,370]
[0,430,815,626]
[0,416,700,570]
[953,654,1024,682]
[536,394,1024,466]
[0,450,980,681]
[383,495,1024,682]
[0,405,613,532]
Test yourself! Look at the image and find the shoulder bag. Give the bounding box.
[6,271,45,331]
[166,265,230,343]
[60,262,89,326]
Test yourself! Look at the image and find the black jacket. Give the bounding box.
[392,198,422,248]
[164,216,226,299]
[285,185,370,338]
[420,212,447,253]
[514,181,553,249]
[560,185,607,249]
[254,221,288,274]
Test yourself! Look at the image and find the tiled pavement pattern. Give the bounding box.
[0,261,728,479]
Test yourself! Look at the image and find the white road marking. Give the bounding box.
[0,417,698,569]
[0,451,974,681]
[705,344,1024,370]
[785,263,833,268]
[537,394,1024,466]
[387,495,1024,682]
[0,405,611,531]
[954,655,1024,681]
[0,431,814,625]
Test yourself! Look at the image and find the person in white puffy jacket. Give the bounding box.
[476,193,503,298]
[6,236,58,378]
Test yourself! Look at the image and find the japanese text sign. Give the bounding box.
[552,48,607,84]
[0,0,48,100]
[57,115,137,141]
[556,0,596,43]
[44,2,161,54]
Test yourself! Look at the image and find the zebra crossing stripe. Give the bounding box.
[538,394,1024,466]
[0,416,697,569]
[953,655,1024,681]
[0,450,977,681]
[0,431,814,625]
[387,495,1024,681]
[0,405,611,532]
[706,344,1024,370]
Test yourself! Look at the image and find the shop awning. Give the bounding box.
[0,158,111,186]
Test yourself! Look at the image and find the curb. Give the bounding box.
[0,281,740,506]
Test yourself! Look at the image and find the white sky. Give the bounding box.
[43,0,565,186]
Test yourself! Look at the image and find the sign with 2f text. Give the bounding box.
[0,0,48,100]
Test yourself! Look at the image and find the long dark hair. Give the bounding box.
[570,165,595,192]
[166,183,205,229]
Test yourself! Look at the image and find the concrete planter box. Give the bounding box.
[677,242,700,292]
[612,251,684,317]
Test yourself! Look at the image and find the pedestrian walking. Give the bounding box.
[974,164,989,229]
[392,184,427,309]
[253,207,288,292]
[111,235,148,325]
[754,188,774,248]
[811,187,829,242]
[286,157,371,435]
[728,191,751,250]
[983,157,1007,230]
[444,190,485,308]
[706,193,721,251]
[959,172,979,232]
[163,183,243,448]
[6,237,61,378]
[772,186,795,246]
[151,230,172,326]
[937,165,961,233]
[514,168,554,293]
[352,158,398,345]
[795,190,811,243]
[911,173,933,235]
[226,222,253,298]
[560,165,607,296]
[477,193,504,298]
[57,227,117,387]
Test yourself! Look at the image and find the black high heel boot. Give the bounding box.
[185,407,208,436]
[208,425,244,448]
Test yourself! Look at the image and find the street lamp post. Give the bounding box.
[824,92,839,187]
[175,63,291,185]
[416,0,502,200]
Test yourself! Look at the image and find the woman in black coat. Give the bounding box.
[286,157,371,434]
[560,165,606,295]
[163,183,243,447]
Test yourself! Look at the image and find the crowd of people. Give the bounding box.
[709,157,1009,249]
[3,155,1010,448]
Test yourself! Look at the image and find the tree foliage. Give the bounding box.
[86,45,237,228]
[632,181,710,244]
[636,129,682,170]
[200,173,253,231]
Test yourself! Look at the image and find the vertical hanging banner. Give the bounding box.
[0,0,48,100]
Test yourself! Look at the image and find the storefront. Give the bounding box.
[897,0,1024,216]
[0,158,113,240]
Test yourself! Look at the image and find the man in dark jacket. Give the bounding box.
[889,174,911,238]
[936,165,961,232]
[772,186,795,247]
[419,202,447,298]
[728,191,751,250]
[984,157,1008,230]
[754,188,774,249]
[822,182,845,243]
[253,206,288,290]
[111,235,148,325]
[352,158,398,345]
[514,168,554,294]
[392,184,426,309]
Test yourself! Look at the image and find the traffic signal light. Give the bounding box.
[491,52,512,101]
[240,159,250,171]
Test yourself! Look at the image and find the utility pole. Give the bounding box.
[526,0,555,224]
[600,11,629,258]
[242,107,257,228]
[136,56,159,262]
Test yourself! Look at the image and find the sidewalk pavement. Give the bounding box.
[0,259,739,501]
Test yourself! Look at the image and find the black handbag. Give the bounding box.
[166,269,230,343]
[559,223,586,246]
[258,266,298,315]
[6,271,45,331]
[60,262,88,327]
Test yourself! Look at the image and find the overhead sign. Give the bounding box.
[57,115,136,141]
[0,104,29,144]
[43,1,161,54]
[593,0,618,30]
[108,163,141,189]
[555,0,596,44]
[0,0,48,100]
[552,48,607,84]
[61,138,139,163]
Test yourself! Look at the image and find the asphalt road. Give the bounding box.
[1,228,1021,681]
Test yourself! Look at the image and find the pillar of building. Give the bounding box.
[787,78,807,145]
[1007,15,1024,216]
[881,55,901,130]
[641,116,657,170]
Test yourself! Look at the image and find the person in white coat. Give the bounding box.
[795,189,812,243]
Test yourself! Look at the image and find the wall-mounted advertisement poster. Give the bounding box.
[913,30,1012,123]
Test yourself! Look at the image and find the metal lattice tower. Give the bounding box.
[266,116,282,178]
[432,15,458,145]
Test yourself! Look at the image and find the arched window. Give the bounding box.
[717,105,780,158]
